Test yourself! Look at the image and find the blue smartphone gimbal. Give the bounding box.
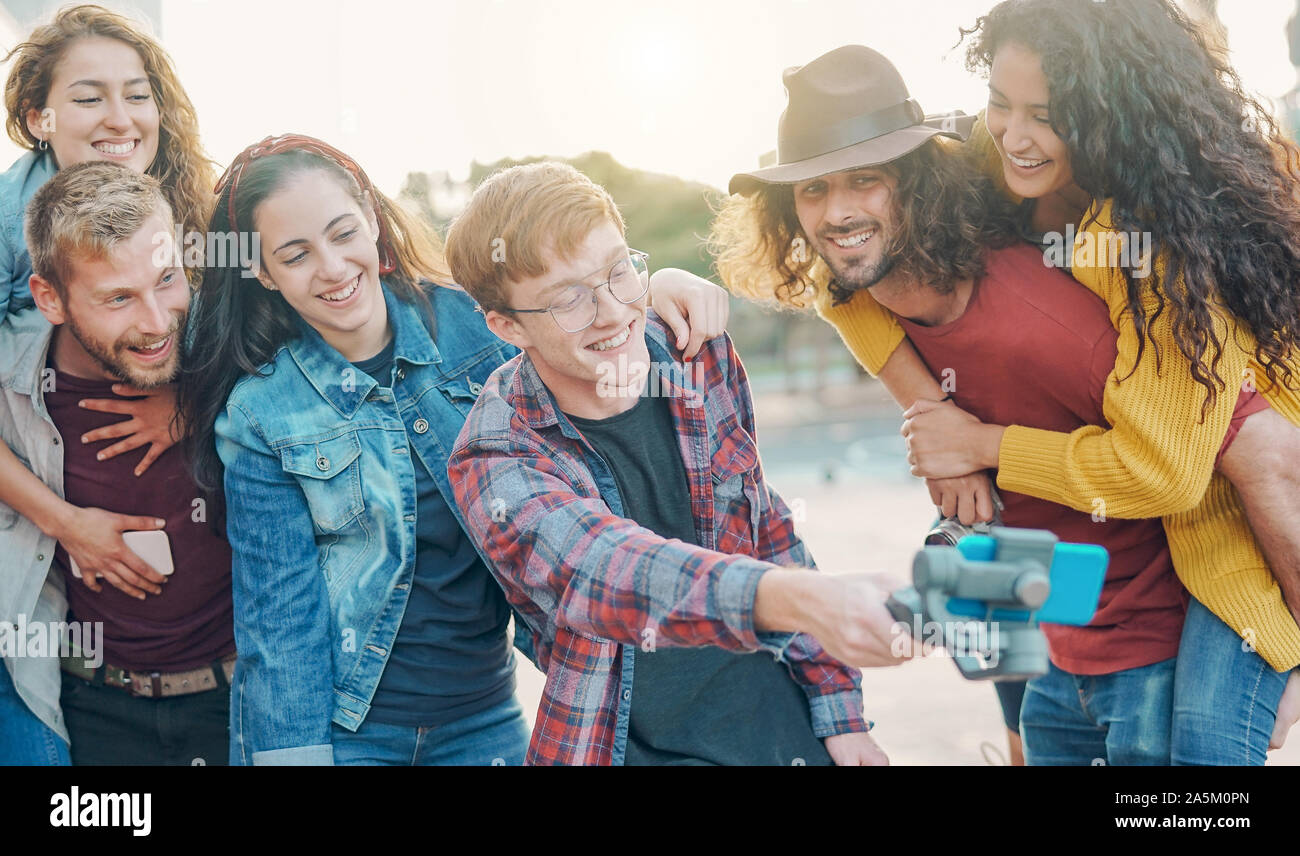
[885,526,1108,681]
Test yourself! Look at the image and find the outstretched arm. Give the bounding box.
[448,437,911,670]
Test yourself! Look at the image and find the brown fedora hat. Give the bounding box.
[729,45,973,196]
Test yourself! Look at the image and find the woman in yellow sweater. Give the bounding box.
[816,0,1299,765]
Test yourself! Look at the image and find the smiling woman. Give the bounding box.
[3,5,214,307]
[252,170,390,362]
[28,36,159,176]
[176,135,537,767]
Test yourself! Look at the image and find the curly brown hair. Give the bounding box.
[710,137,1019,309]
[4,4,215,272]
[963,0,1300,412]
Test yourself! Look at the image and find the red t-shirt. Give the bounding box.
[1220,387,1269,466]
[896,242,1187,675]
[46,366,235,673]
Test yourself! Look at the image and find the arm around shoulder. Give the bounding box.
[815,286,907,377]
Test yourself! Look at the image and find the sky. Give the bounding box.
[5,0,1300,195]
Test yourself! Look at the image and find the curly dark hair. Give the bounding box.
[710,137,1020,309]
[963,0,1300,413]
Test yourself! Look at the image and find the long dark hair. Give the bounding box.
[710,137,1020,308]
[179,147,447,495]
[964,0,1300,412]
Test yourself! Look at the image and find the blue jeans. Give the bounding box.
[330,695,530,766]
[1171,596,1290,765]
[1020,657,1176,765]
[0,661,69,766]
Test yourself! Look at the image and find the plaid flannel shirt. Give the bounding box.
[448,313,867,765]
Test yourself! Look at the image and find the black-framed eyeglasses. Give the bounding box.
[504,249,650,333]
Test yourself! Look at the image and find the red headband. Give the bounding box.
[213,134,396,274]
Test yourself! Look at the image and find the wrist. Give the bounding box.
[647,268,681,295]
[980,424,1006,470]
[754,568,819,634]
[33,496,76,541]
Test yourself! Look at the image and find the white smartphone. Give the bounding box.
[69,529,174,580]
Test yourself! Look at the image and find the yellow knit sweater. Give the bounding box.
[816,132,1300,671]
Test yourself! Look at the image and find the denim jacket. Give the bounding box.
[215,283,518,765]
[0,150,57,319]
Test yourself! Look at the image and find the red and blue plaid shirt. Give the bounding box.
[448,315,867,765]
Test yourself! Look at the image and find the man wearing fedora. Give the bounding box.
[706,45,1188,765]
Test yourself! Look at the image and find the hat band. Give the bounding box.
[778,98,925,165]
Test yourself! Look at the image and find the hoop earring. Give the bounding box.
[38,138,48,151]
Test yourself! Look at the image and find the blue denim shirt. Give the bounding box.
[215,283,519,765]
[0,150,57,319]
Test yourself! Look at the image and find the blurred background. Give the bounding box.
[5,0,1299,389]
[3,0,1297,764]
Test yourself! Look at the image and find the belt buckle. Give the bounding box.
[117,669,140,696]
[125,670,161,699]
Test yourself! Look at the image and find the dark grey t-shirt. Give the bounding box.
[568,393,831,766]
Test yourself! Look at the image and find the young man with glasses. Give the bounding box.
[444,161,911,766]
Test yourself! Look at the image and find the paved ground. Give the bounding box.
[507,378,1299,765]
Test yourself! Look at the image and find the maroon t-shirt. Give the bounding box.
[896,242,1185,675]
[46,366,234,672]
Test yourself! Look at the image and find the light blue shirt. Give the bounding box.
[0,149,57,319]
[0,306,69,742]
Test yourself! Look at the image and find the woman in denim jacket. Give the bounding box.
[180,136,727,765]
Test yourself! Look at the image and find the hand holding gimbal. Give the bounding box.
[886,527,1107,681]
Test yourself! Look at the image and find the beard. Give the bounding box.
[63,310,186,389]
[812,219,896,303]
[826,251,895,292]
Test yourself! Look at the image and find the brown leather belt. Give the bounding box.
[61,653,236,699]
